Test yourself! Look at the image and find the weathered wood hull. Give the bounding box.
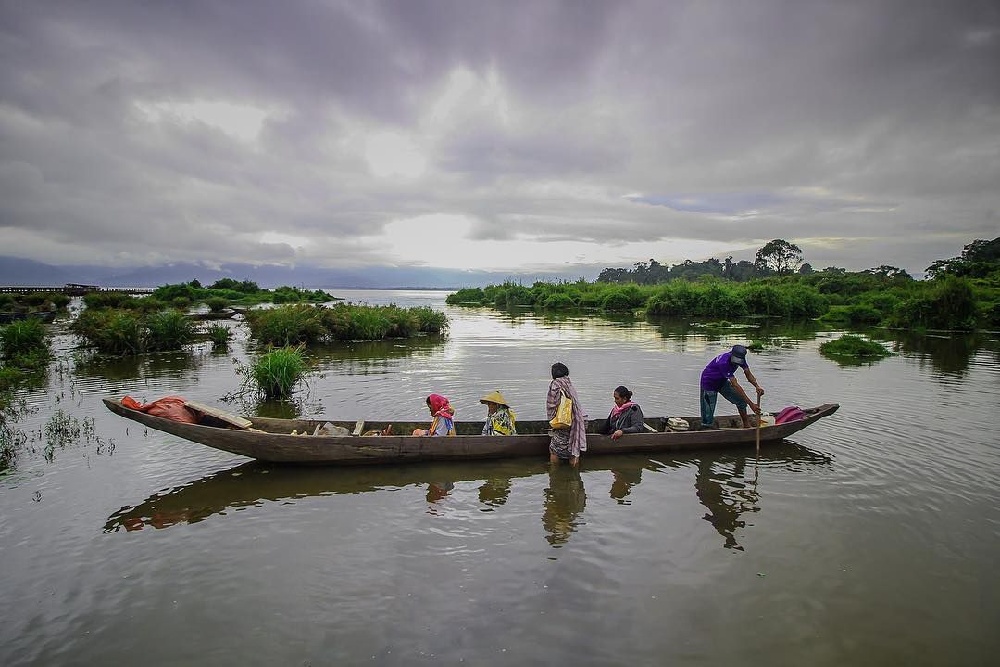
[104,398,839,465]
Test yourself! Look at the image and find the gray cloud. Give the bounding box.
[1,0,997,276]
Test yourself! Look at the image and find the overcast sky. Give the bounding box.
[1,0,998,278]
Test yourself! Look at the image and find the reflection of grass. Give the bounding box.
[820,334,892,365]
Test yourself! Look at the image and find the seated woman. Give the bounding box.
[413,393,456,436]
[601,385,646,440]
[480,390,517,436]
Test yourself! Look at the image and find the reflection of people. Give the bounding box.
[600,385,646,440]
[480,390,517,436]
[478,477,512,507]
[609,466,643,503]
[542,465,587,546]
[413,393,456,436]
[546,362,587,466]
[693,457,757,551]
[699,344,764,429]
[426,480,455,503]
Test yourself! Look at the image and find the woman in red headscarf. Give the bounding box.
[412,393,457,436]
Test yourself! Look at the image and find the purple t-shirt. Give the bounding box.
[700,352,748,391]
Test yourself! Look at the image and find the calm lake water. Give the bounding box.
[1,289,998,666]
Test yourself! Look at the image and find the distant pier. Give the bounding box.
[0,284,155,296]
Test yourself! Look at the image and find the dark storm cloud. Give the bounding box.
[0,0,997,274]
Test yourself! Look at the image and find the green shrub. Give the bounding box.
[83,292,138,309]
[1,319,47,360]
[446,288,486,305]
[205,297,229,313]
[145,311,195,351]
[543,293,577,309]
[888,276,979,331]
[820,304,881,326]
[245,304,326,346]
[71,309,145,355]
[412,306,448,333]
[381,306,420,338]
[345,307,393,340]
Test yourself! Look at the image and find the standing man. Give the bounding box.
[699,344,764,429]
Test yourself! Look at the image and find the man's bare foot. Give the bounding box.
[570,456,579,467]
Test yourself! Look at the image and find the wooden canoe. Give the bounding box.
[103,397,839,466]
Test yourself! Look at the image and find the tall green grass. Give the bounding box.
[145,311,195,351]
[250,346,309,399]
[71,309,194,354]
[246,303,449,345]
[1,319,48,361]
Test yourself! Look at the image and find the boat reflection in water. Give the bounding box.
[105,443,831,551]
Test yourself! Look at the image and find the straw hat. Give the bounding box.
[479,390,510,407]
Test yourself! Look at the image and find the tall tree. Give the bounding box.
[755,239,803,275]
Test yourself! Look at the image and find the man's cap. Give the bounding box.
[730,344,748,365]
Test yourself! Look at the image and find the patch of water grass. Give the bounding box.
[145,310,195,351]
[227,346,311,402]
[71,309,145,355]
[252,347,309,399]
[33,410,113,463]
[1,319,48,360]
[246,303,448,345]
[207,324,232,347]
[819,334,892,363]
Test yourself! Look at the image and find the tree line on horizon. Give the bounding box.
[595,237,999,285]
[447,237,1000,331]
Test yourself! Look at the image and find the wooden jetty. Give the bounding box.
[0,284,155,296]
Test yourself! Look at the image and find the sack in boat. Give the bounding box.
[774,406,806,424]
[666,417,689,431]
[549,391,573,430]
[122,395,198,424]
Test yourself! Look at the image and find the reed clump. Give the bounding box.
[245,303,448,346]
[71,309,194,355]
[206,324,232,347]
[1,319,49,365]
[145,311,195,351]
[234,346,309,400]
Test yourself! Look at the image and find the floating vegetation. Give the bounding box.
[34,409,115,463]
[819,334,893,364]
[0,420,28,471]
